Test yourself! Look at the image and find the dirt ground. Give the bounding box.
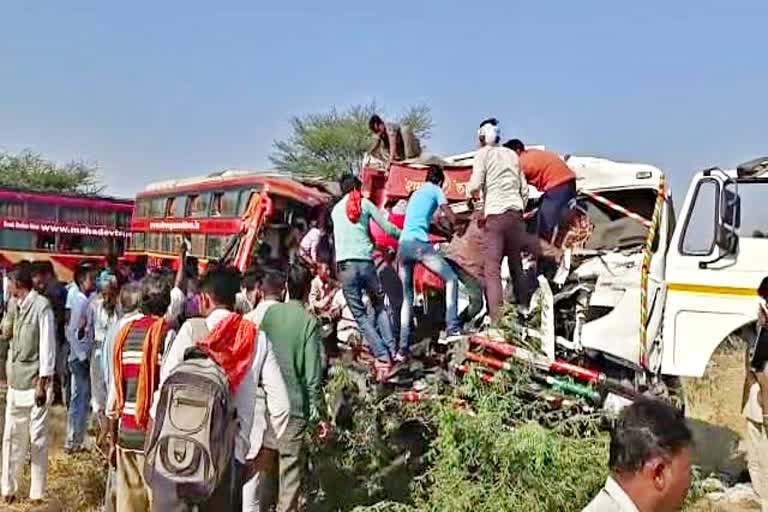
[685,346,761,512]
[0,385,105,512]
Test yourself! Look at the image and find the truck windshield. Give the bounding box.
[582,189,658,250]
[734,180,768,238]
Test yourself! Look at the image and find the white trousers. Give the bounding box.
[747,420,768,511]
[1,388,50,499]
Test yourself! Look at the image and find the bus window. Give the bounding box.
[83,236,108,254]
[0,201,25,219]
[36,233,56,251]
[190,234,206,256]
[173,196,186,218]
[136,199,150,218]
[28,202,57,222]
[130,232,146,251]
[211,193,223,217]
[117,212,131,228]
[188,194,211,218]
[148,233,162,252]
[150,198,165,218]
[165,198,177,218]
[238,190,254,216]
[161,233,173,253]
[206,235,229,259]
[0,229,34,249]
[220,190,241,217]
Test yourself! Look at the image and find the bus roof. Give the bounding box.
[0,187,133,211]
[137,169,331,206]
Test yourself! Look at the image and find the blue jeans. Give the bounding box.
[337,260,396,362]
[398,240,460,350]
[537,179,576,241]
[66,357,91,450]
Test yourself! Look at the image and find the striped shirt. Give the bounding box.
[116,315,169,451]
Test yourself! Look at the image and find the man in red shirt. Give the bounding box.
[505,139,577,242]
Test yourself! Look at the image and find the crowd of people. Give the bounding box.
[0,114,763,512]
[0,251,325,511]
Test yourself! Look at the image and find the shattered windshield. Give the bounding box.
[581,189,657,251]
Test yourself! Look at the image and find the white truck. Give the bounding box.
[520,155,768,398]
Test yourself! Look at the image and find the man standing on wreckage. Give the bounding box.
[467,118,565,322]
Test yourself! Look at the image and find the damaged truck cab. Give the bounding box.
[551,156,768,390]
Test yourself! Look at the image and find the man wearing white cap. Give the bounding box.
[468,118,562,320]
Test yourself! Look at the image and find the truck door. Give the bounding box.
[663,162,768,377]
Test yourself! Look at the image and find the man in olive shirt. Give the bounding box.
[260,264,324,512]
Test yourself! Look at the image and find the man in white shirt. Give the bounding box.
[583,399,692,512]
[468,118,530,321]
[64,264,97,453]
[242,268,286,512]
[1,262,56,505]
[151,265,290,510]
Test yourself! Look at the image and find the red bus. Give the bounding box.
[0,188,133,281]
[128,170,332,270]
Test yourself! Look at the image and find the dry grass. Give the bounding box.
[684,344,760,511]
[0,393,106,512]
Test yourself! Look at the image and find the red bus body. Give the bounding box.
[128,170,332,270]
[0,188,133,281]
[361,163,474,293]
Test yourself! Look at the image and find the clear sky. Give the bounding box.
[2,1,767,201]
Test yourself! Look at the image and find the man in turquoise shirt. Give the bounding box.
[331,174,401,380]
[398,165,461,357]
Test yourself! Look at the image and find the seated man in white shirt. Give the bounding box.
[583,399,693,512]
[151,265,290,511]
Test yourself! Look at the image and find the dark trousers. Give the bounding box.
[447,260,484,326]
[537,179,576,241]
[277,418,308,512]
[484,209,529,320]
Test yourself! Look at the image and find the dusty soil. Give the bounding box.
[0,383,106,512]
[685,346,761,511]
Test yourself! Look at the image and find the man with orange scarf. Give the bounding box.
[106,272,175,511]
[151,265,290,511]
[331,174,401,381]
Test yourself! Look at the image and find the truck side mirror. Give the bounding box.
[717,182,740,255]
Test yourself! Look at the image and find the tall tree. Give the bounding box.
[0,150,103,194]
[271,102,432,179]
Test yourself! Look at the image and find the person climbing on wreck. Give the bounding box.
[468,118,564,321]
[398,164,464,357]
[331,174,402,381]
[504,138,577,243]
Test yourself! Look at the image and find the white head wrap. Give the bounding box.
[478,121,500,146]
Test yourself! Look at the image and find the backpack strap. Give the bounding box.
[252,327,269,387]
[185,317,211,344]
[182,318,211,362]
